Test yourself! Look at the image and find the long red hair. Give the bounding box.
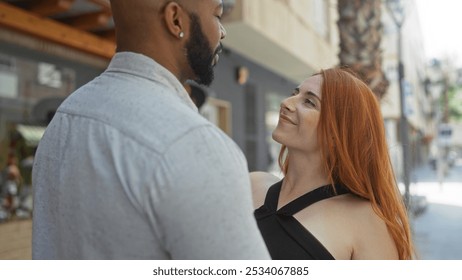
[278,67,413,259]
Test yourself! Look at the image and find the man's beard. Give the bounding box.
[185,13,222,86]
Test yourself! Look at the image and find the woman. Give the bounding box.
[252,67,413,260]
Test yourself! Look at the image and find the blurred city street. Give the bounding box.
[408,159,462,259]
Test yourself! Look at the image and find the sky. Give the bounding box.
[415,0,462,67]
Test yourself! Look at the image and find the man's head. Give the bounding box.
[185,12,223,86]
[110,0,226,86]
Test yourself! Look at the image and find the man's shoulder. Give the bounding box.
[59,78,213,153]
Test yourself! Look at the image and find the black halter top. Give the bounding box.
[254,180,350,260]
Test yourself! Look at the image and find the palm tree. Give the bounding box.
[337,0,389,99]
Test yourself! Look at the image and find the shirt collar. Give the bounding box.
[106,52,198,112]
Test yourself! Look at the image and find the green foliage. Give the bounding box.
[444,85,462,122]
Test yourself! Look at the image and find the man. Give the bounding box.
[32,0,269,259]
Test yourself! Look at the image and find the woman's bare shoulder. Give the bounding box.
[337,196,399,259]
[249,171,281,209]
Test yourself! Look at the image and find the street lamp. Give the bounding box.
[386,0,411,208]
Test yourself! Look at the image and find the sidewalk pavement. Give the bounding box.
[406,161,462,259]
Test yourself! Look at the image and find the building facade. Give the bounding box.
[213,0,339,172]
[380,0,432,180]
[3,0,440,178]
[0,0,341,178]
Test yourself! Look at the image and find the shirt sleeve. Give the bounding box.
[154,125,270,259]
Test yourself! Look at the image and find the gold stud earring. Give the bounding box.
[179,31,184,38]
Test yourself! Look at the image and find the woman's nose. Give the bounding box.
[281,97,295,112]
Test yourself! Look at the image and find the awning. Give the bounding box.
[16,124,46,147]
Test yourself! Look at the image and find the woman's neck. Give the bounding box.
[280,150,330,201]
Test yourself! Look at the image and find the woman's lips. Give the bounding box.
[279,114,296,125]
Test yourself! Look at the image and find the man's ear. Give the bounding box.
[163,2,188,39]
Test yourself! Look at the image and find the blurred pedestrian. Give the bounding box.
[251,67,413,259]
[32,0,269,260]
[0,154,21,219]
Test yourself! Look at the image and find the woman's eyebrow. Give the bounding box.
[304,90,321,101]
[294,88,321,101]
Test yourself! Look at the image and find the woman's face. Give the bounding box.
[272,74,323,153]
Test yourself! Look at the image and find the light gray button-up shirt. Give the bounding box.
[32,52,270,259]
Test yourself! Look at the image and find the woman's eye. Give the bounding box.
[304,99,316,107]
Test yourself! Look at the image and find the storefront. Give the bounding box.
[0,34,107,217]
